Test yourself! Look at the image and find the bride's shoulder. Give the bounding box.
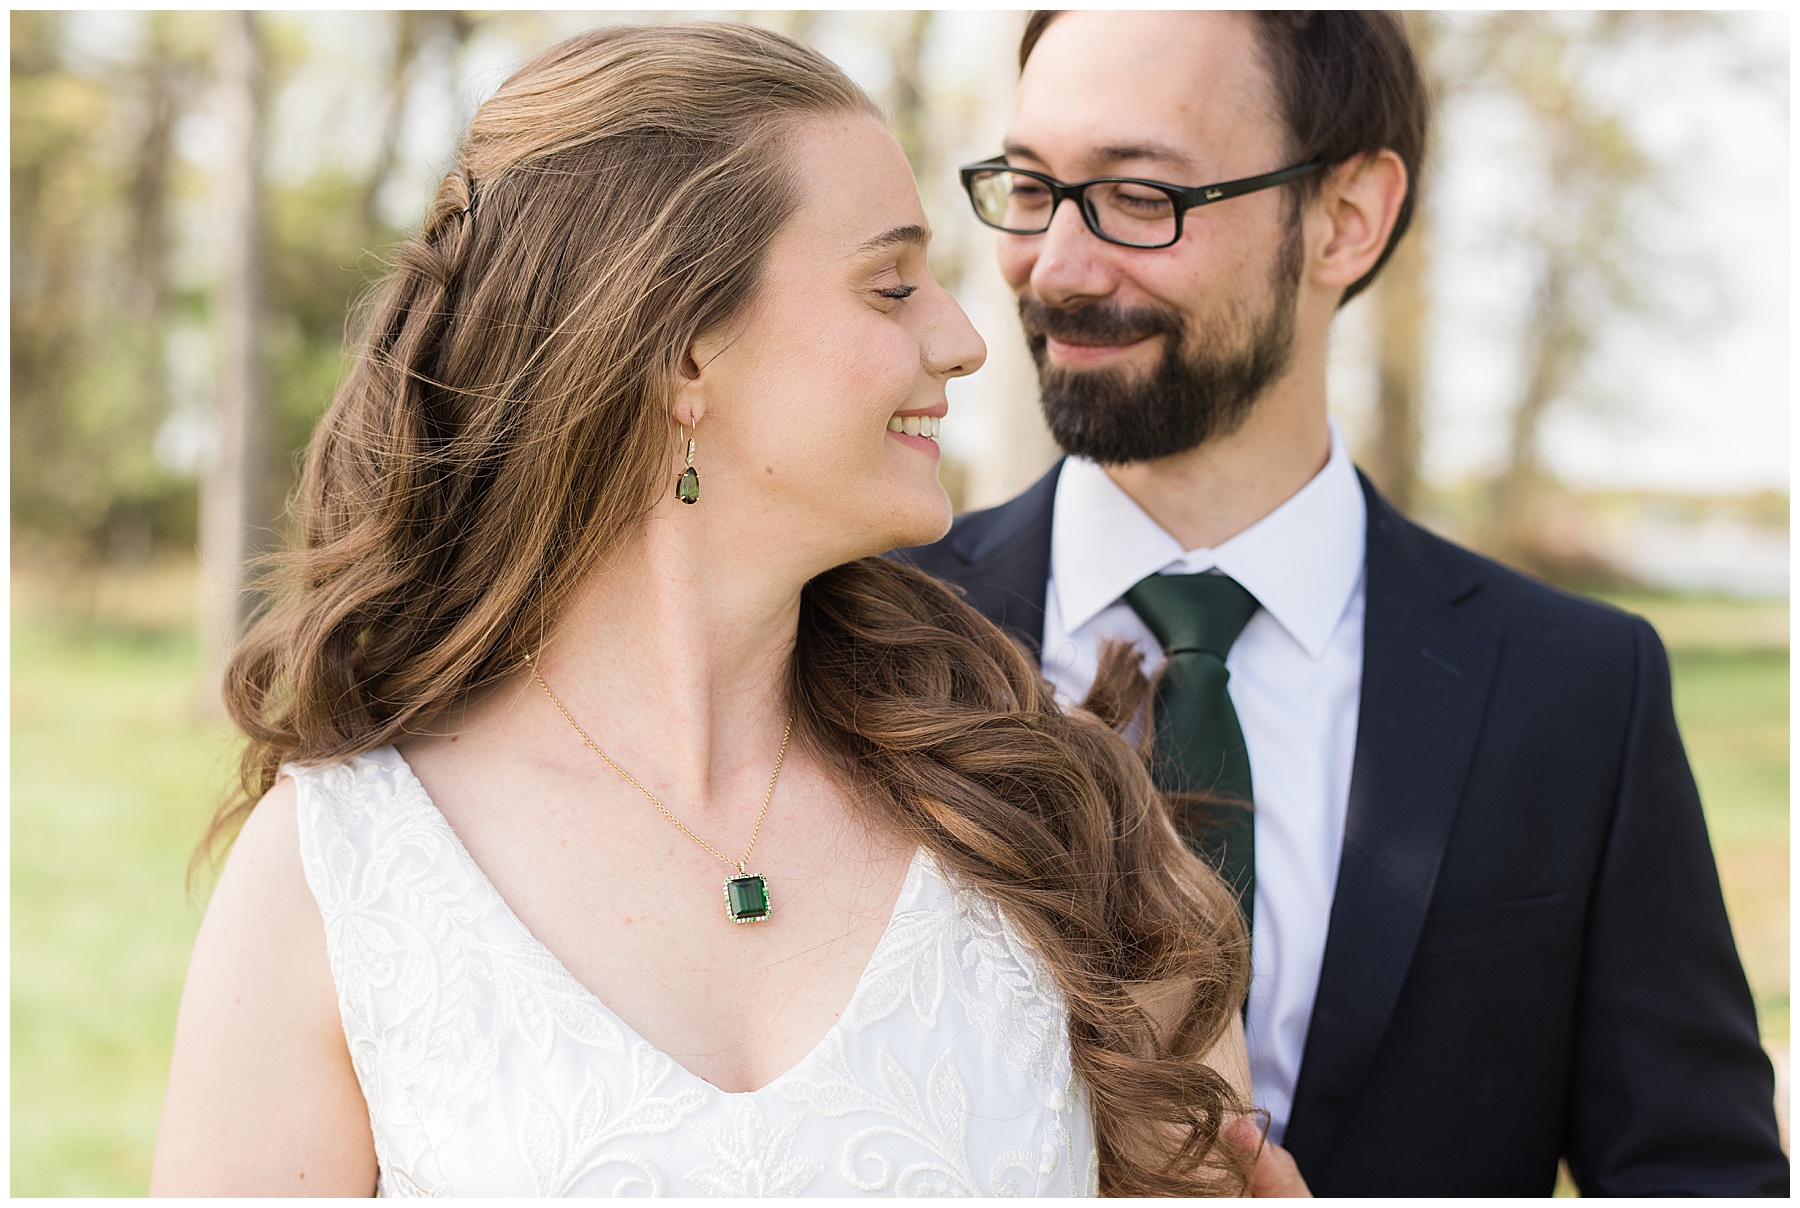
[191,775,330,1003]
[280,744,420,816]
[280,743,407,788]
[154,768,376,1193]
[276,746,458,884]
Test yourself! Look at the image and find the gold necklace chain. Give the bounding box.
[523,652,793,875]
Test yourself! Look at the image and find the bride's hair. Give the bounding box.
[210,22,1250,1195]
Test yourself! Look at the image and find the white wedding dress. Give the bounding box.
[288,747,1100,1197]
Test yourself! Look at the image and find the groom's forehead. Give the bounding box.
[1008,11,1285,177]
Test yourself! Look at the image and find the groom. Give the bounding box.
[904,10,1785,1195]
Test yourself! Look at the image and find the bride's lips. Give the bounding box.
[887,406,944,459]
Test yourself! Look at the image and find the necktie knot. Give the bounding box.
[1123,571,1259,660]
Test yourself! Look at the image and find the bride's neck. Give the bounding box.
[515,503,813,801]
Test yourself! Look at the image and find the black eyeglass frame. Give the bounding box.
[958,157,1325,249]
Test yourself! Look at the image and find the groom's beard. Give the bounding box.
[1020,221,1303,466]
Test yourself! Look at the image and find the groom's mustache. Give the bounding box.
[1018,297,1184,351]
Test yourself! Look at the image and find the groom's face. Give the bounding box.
[998,11,1307,464]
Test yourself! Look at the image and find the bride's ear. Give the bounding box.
[672,343,707,429]
[674,320,739,426]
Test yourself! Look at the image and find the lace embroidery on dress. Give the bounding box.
[290,747,1100,1196]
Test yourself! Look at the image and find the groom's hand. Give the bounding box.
[1222,1116,1313,1198]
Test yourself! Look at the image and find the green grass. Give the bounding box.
[1678,647,1790,1044]
[10,571,1789,1194]
[11,604,237,1196]
[1606,592,1789,1046]
[1675,649,1790,849]
[1670,651,1785,1051]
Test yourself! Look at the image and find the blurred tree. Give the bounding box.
[886,11,934,174]
[1469,12,1660,574]
[198,9,271,707]
[12,11,487,587]
[1362,13,1436,517]
[880,10,971,303]
[1440,12,1747,578]
[205,9,482,694]
[261,11,481,473]
[360,11,425,237]
[1366,217,1429,516]
[11,12,206,566]
[359,11,479,237]
[1364,12,1744,580]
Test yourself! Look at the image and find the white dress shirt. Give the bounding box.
[1039,421,1366,1142]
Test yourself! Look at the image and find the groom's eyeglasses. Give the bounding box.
[959,157,1324,250]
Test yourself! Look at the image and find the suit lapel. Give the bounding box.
[943,460,1062,655]
[1283,476,1504,1173]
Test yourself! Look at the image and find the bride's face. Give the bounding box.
[680,112,986,567]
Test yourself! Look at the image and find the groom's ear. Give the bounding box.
[1310,148,1407,293]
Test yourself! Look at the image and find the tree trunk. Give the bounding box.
[363,12,479,233]
[1488,255,1578,567]
[360,12,421,236]
[127,16,180,324]
[1366,215,1428,515]
[887,11,934,174]
[1362,10,1441,518]
[197,10,269,712]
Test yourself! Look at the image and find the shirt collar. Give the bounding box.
[1050,420,1367,660]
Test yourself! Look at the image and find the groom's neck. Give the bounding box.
[1100,347,1331,552]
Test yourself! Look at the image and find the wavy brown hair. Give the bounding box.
[211,21,1250,1196]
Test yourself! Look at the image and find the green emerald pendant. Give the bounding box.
[677,466,700,505]
[724,872,771,923]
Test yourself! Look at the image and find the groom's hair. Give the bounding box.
[1019,10,1430,305]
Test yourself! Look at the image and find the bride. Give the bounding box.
[151,22,1280,1197]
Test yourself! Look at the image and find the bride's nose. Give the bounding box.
[925,291,987,381]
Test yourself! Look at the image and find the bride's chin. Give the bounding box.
[839,485,953,561]
[884,489,955,552]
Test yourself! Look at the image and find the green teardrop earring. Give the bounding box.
[676,422,700,505]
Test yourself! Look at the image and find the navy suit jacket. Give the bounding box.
[897,461,1786,1196]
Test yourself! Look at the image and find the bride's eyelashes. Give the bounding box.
[874,284,918,301]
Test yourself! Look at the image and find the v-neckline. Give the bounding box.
[380,746,928,1096]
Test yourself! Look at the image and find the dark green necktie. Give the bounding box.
[1124,572,1260,936]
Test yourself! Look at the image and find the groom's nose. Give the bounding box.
[1008,196,1125,310]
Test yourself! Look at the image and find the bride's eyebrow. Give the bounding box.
[853,224,929,258]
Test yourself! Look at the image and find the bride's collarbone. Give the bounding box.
[397,737,913,1091]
